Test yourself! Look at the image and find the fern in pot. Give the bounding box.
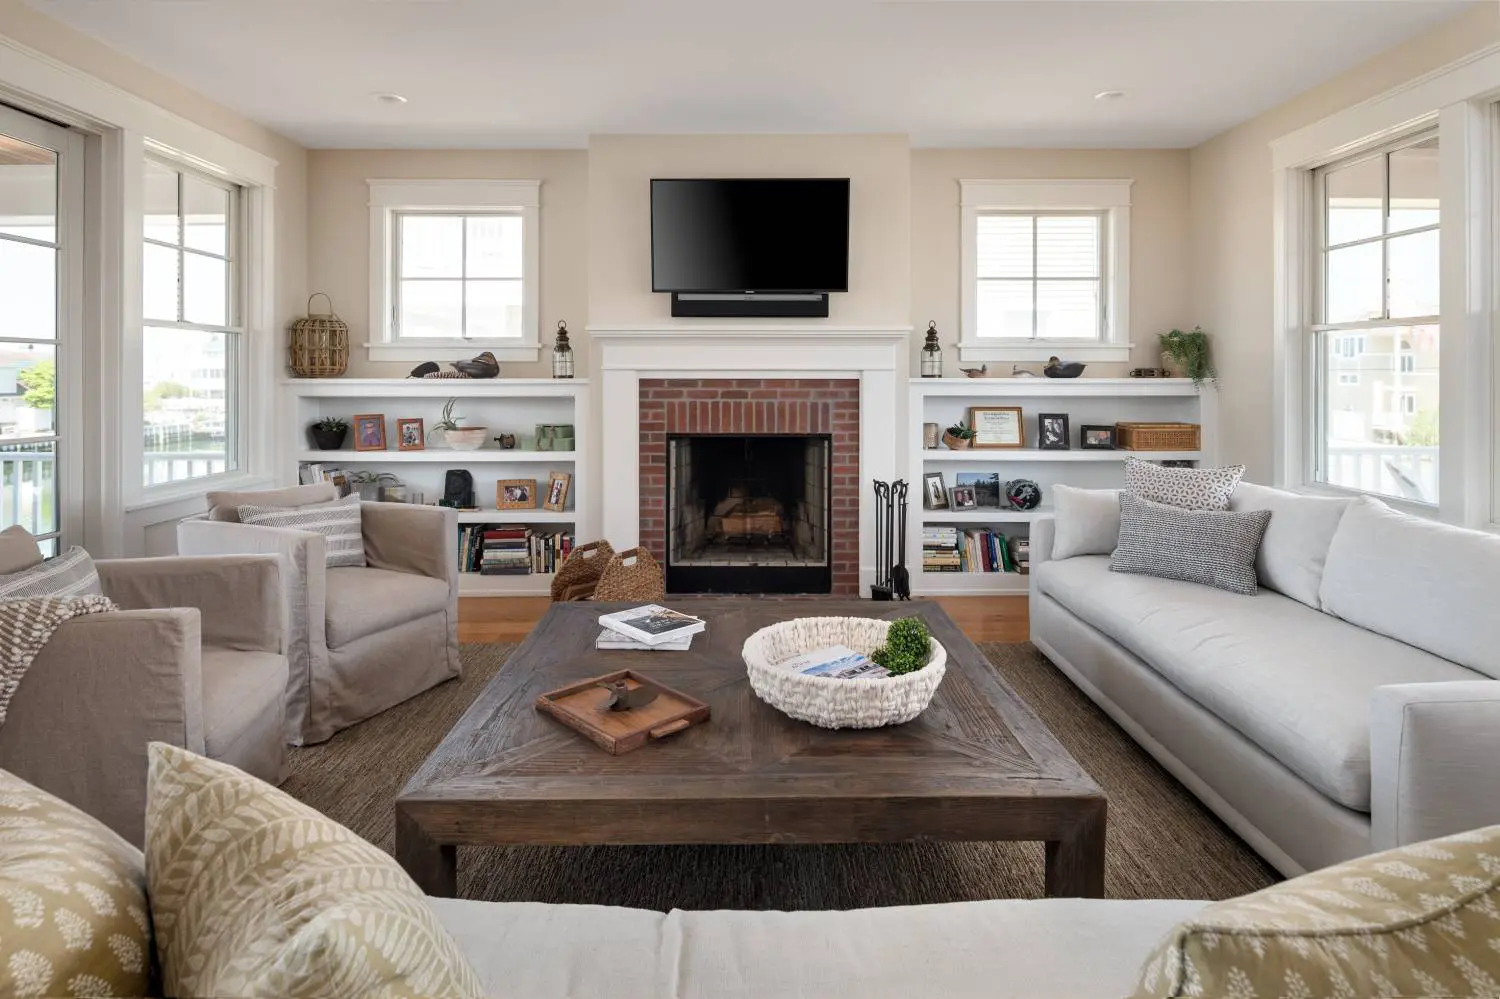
[1158,327,1217,387]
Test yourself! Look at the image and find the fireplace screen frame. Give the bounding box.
[664,432,834,595]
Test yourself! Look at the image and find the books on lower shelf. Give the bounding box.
[597,604,706,647]
[922,525,1023,574]
[457,523,573,576]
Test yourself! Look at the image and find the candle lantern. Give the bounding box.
[920,321,943,378]
[551,320,575,379]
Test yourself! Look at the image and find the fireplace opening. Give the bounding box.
[667,434,832,594]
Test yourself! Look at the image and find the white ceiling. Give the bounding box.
[22,0,1478,149]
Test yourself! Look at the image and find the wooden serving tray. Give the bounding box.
[535,670,710,755]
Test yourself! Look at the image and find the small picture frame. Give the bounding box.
[544,470,572,512]
[353,414,386,451]
[497,478,537,510]
[396,418,425,451]
[1038,413,1071,450]
[969,406,1025,449]
[1081,424,1117,450]
[951,485,978,509]
[923,471,949,510]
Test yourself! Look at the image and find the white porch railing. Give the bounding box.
[143,453,228,487]
[1325,444,1439,504]
[0,449,229,534]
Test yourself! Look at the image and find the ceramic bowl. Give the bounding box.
[444,427,488,451]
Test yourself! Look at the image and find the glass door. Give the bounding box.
[0,107,83,555]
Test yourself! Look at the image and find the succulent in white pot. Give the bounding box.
[429,398,488,450]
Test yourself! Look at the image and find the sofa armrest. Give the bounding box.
[1370,681,1500,851]
[361,502,457,585]
[0,609,203,846]
[1030,517,1056,567]
[97,554,285,654]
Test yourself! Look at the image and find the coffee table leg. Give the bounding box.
[396,809,457,898]
[1044,803,1106,898]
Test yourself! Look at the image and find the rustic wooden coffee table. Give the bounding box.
[396,599,1106,899]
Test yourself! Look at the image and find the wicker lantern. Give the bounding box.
[288,293,350,378]
[920,320,943,378]
[552,320,575,379]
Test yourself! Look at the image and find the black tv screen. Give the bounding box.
[651,179,850,294]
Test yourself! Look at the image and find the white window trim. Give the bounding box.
[958,178,1133,363]
[1271,42,1500,528]
[367,179,541,363]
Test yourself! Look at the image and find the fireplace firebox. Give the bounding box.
[666,434,832,594]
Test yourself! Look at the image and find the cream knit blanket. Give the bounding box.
[0,595,117,725]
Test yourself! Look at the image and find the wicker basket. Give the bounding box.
[550,540,615,602]
[288,293,350,378]
[593,547,665,603]
[1115,422,1202,452]
[742,617,947,729]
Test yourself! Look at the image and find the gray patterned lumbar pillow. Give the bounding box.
[1111,493,1272,595]
[238,493,366,567]
[0,545,103,599]
[1125,457,1246,511]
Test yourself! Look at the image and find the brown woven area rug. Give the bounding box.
[282,642,1278,910]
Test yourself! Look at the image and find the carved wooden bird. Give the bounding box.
[958,364,987,379]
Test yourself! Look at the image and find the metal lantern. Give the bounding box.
[920,320,943,378]
[552,320,575,379]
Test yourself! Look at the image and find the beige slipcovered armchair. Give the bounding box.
[178,485,461,745]
[0,554,287,846]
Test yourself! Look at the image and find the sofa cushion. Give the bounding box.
[0,768,152,999]
[1321,496,1500,680]
[1132,824,1500,999]
[145,742,484,999]
[207,482,336,522]
[324,565,450,648]
[0,524,43,574]
[1034,556,1482,810]
[1052,485,1122,559]
[1229,482,1351,609]
[1125,457,1245,511]
[0,545,102,599]
[200,647,289,760]
[239,493,366,568]
[1110,494,1270,595]
[430,896,1208,999]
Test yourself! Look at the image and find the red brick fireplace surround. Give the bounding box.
[638,378,860,594]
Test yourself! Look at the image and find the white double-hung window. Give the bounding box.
[368,180,540,362]
[959,179,1132,363]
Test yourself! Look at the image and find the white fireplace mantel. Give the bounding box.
[589,324,912,596]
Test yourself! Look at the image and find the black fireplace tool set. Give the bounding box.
[871,479,911,601]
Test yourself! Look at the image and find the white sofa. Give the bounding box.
[1030,483,1500,877]
[428,896,1207,998]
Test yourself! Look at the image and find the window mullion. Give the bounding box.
[460,217,468,339]
[1030,215,1039,340]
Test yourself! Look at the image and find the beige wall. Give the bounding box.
[911,148,1192,376]
[1188,2,1499,481]
[307,149,588,378]
[587,134,912,328]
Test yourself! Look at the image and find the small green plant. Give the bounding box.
[871,617,932,676]
[313,416,348,433]
[429,398,465,440]
[945,420,975,440]
[1158,327,1217,388]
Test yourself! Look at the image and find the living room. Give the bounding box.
[2,0,1499,996]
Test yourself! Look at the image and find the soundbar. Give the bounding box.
[670,293,830,319]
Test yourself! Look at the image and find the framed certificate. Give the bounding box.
[969,406,1025,449]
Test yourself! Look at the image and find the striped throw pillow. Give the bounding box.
[0,545,103,599]
[238,494,366,567]
[1111,493,1271,595]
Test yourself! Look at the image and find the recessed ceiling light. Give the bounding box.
[373,92,408,106]
[1094,90,1127,101]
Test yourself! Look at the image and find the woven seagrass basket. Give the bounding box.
[550,540,615,602]
[742,617,947,729]
[288,293,350,378]
[592,547,665,603]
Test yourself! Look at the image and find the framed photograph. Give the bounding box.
[1038,413,1071,450]
[951,485,978,509]
[969,406,1025,449]
[544,470,572,512]
[396,418,425,451]
[955,471,1001,507]
[352,414,386,451]
[497,478,537,510]
[1081,424,1117,450]
[922,471,949,510]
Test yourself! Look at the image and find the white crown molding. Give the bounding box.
[367,178,541,208]
[959,178,1133,209]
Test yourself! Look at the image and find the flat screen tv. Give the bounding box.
[651,178,850,294]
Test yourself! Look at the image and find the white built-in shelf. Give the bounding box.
[920,507,1053,523]
[458,572,553,597]
[910,376,1202,398]
[922,449,1201,463]
[913,571,1031,596]
[454,509,575,524]
[283,378,587,399]
[295,449,577,464]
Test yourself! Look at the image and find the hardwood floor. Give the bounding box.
[458,595,1030,644]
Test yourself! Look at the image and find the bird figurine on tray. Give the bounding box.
[598,680,659,713]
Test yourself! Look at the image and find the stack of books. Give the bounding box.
[529,530,573,574]
[922,525,961,573]
[1010,536,1031,575]
[596,604,706,652]
[958,528,1017,573]
[479,525,531,575]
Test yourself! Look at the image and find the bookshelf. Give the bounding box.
[282,378,591,597]
[908,378,1218,596]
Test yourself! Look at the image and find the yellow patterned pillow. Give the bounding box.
[144,743,484,999]
[1133,825,1500,998]
[0,769,151,998]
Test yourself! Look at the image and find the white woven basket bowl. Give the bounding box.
[742,616,947,729]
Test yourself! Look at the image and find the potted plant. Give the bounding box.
[1159,327,1217,387]
[429,398,488,451]
[308,416,349,451]
[942,420,975,450]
